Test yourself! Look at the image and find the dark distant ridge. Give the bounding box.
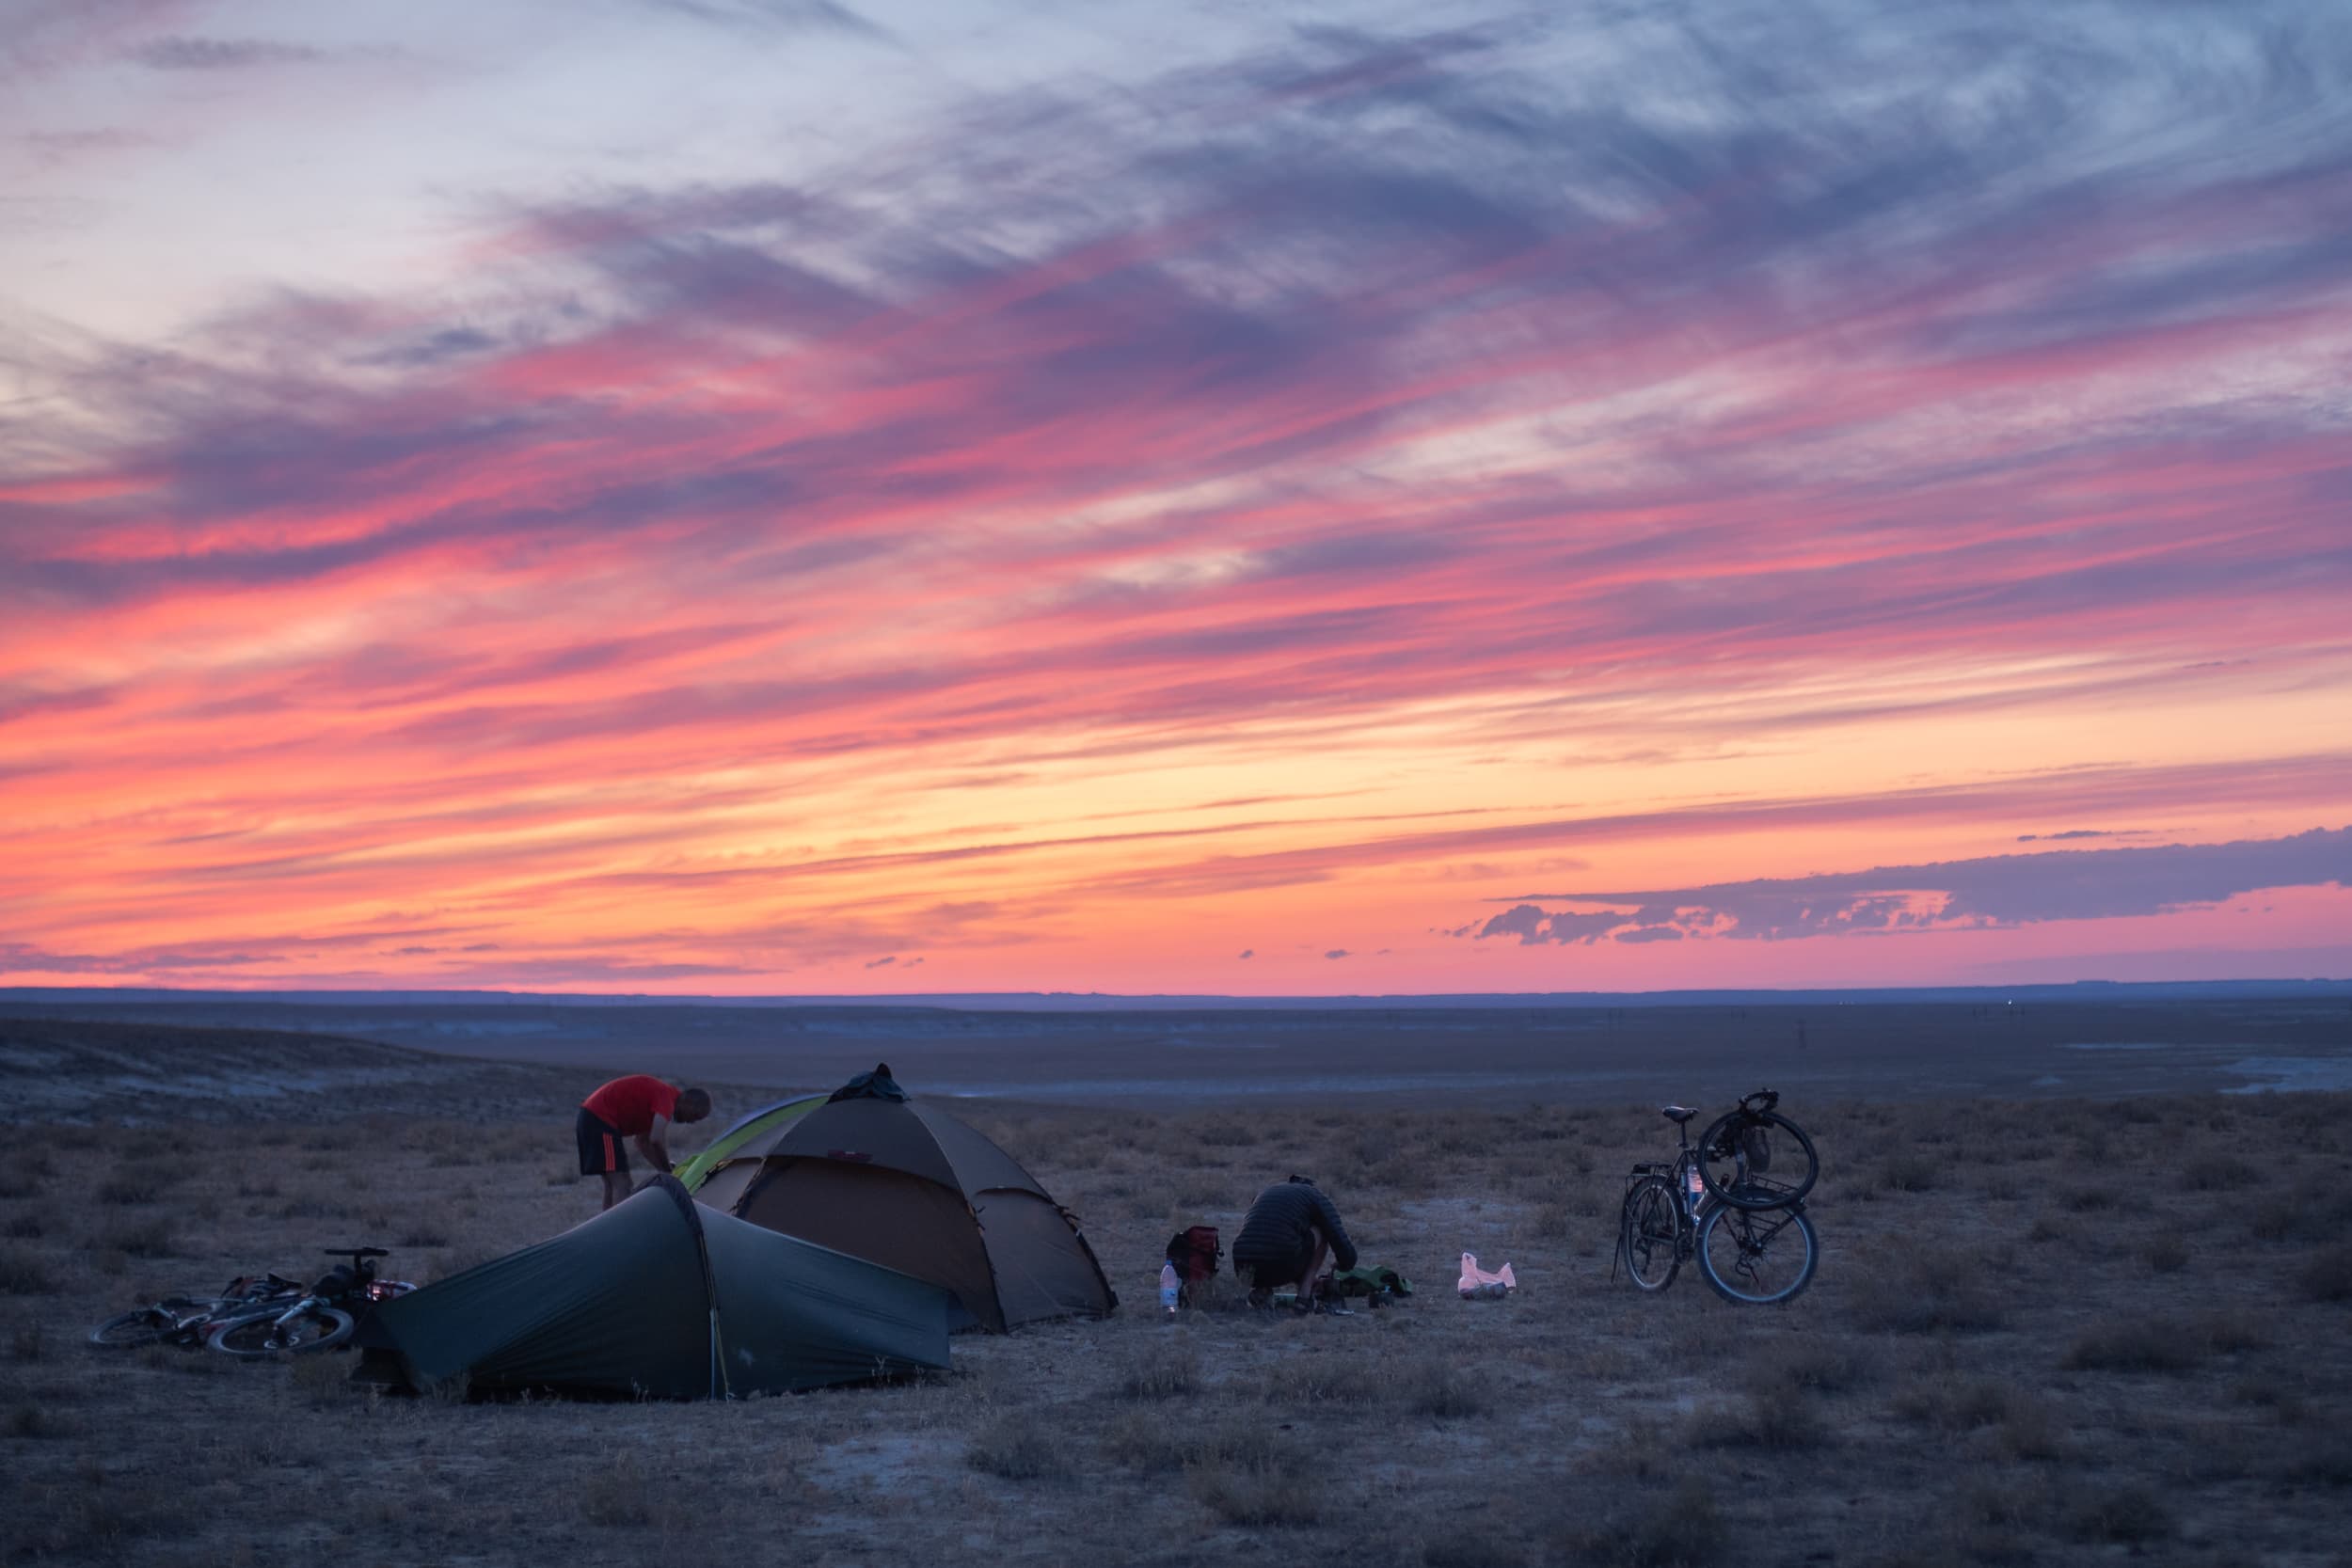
[4,978,2347,1012]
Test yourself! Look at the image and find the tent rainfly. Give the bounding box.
[683,1063,1117,1333]
[357,1177,952,1399]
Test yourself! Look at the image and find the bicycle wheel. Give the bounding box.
[88,1307,179,1349]
[1697,1109,1819,1210]
[1696,1202,1819,1305]
[1619,1176,1683,1291]
[206,1306,355,1358]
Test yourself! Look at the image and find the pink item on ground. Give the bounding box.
[1457,1251,1516,1298]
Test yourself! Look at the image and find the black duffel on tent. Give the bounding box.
[358,1177,951,1399]
[686,1063,1116,1333]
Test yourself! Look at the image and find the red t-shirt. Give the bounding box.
[581,1075,679,1138]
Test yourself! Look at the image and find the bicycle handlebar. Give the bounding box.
[1739,1088,1780,1114]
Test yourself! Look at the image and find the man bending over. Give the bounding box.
[1232,1174,1357,1310]
[577,1074,712,1212]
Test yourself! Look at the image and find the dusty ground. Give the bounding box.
[4,1020,2351,1566]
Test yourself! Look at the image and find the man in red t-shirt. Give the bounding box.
[577,1074,713,1211]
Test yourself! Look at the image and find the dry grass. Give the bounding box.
[2,1036,2349,1566]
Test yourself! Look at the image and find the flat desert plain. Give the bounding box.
[4,1011,2352,1567]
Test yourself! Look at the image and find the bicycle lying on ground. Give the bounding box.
[1616,1089,1820,1305]
[88,1271,309,1350]
[207,1247,416,1358]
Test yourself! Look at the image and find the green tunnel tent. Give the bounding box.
[689,1063,1117,1333]
[675,1093,825,1191]
[356,1177,951,1399]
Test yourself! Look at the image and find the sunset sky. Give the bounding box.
[3,0,2347,995]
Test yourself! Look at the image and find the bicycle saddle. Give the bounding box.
[326,1246,389,1260]
[1660,1105,1697,1123]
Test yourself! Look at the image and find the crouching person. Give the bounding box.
[1232,1174,1357,1310]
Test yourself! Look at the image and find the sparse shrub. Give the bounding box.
[1891,1374,2049,1435]
[1261,1355,1377,1405]
[2199,1310,2266,1354]
[1741,1337,1877,1397]
[1954,1472,2057,1529]
[2183,1153,2259,1192]
[580,1453,660,1526]
[2026,1214,2074,1244]
[1419,1527,1528,1568]
[1878,1152,1937,1193]
[1197,1121,1259,1148]
[2299,1244,2352,1304]
[1117,1338,1201,1401]
[1851,1255,2006,1334]
[1599,1478,1725,1568]
[1403,1362,1489,1419]
[1187,1454,1320,1527]
[97,1165,170,1205]
[287,1352,354,1409]
[2284,1433,2352,1487]
[1694,1392,1827,1450]
[2145,1235,2188,1273]
[966,1413,1070,1481]
[12,1320,47,1362]
[0,1246,57,1295]
[2060,1187,2117,1212]
[398,1224,452,1249]
[2062,1319,2203,1373]
[100,1217,177,1259]
[2065,1483,2172,1544]
[2,1213,41,1240]
[12,1402,79,1439]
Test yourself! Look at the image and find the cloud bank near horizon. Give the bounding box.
[1475,828,2352,947]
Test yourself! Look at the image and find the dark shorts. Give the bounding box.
[1232,1243,1313,1291]
[576,1108,628,1177]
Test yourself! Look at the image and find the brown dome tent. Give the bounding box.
[688,1064,1116,1332]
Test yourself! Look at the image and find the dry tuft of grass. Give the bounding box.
[1850,1252,2007,1335]
[96,1163,173,1206]
[0,1244,58,1295]
[2298,1244,2352,1304]
[99,1216,179,1259]
[2064,1482,2173,1545]
[1400,1359,1490,1419]
[1417,1525,1530,1568]
[1575,1477,1726,1568]
[966,1412,1073,1481]
[1114,1337,1202,1401]
[1692,1391,1829,1450]
[580,1453,666,1527]
[2062,1318,2206,1373]
[1185,1442,1320,1528]
[1741,1336,1879,1397]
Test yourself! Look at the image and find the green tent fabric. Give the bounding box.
[675,1094,824,1192]
[358,1178,951,1399]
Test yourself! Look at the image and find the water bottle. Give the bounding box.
[1159,1261,1180,1313]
